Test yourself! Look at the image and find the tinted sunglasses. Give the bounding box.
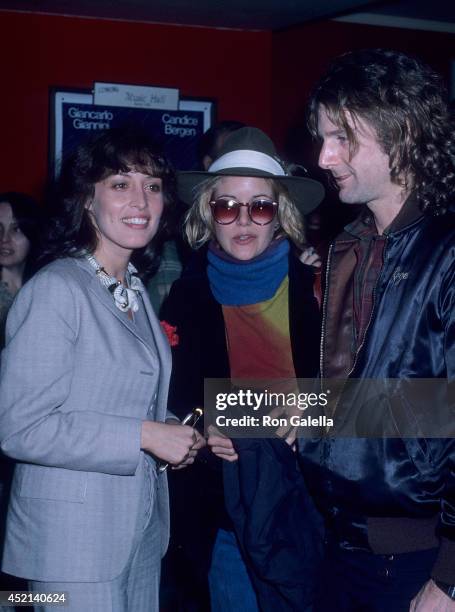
[209,196,278,226]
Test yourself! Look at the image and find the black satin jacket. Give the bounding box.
[299,205,455,583]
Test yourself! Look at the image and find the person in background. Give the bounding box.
[0,192,42,349]
[0,128,204,612]
[162,127,325,611]
[198,120,245,171]
[0,191,42,608]
[300,48,455,611]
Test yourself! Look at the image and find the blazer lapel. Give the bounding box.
[87,276,149,344]
[141,292,171,422]
[74,257,171,419]
[74,258,153,353]
[141,292,169,364]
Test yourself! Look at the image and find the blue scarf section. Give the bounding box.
[207,239,290,306]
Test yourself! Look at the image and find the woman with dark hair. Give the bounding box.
[0,191,41,348]
[161,127,325,611]
[0,127,203,612]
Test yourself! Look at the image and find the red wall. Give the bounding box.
[1,11,455,197]
[0,11,272,196]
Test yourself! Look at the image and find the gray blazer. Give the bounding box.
[0,257,171,582]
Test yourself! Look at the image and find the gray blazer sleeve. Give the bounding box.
[0,266,143,475]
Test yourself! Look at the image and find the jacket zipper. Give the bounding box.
[320,243,333,381]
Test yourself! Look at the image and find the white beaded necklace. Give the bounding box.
[86,253,144,313]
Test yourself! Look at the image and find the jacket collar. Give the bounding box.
[72,256,171,423]
[341,192,423,242]
[385,192,423,235]
[73,256,161,358]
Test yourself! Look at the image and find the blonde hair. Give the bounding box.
[184,176,305,249]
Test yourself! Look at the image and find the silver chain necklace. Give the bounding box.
[86,253,144,313]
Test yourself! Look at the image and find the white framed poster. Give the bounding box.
[50,88,215,178]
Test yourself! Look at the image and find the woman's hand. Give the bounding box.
[141,421,205,467]
[207,425,238,462]
[300,246,321,268]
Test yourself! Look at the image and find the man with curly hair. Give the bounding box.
[299,49,455,611]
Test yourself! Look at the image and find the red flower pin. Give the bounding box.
[160,321,179,347]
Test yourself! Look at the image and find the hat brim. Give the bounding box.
[177,168,325,215]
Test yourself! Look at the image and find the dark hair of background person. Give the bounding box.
[307,48,455,216]
[0,190,43,596]
[198,120,245,170]
[0,191,43,281]
[41,126,179,279]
